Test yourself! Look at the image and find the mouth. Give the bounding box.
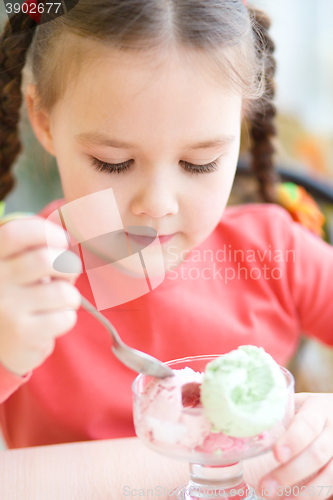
[126,232,176,246]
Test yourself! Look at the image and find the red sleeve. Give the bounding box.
[284,210,333,346]
[0,360,32,404]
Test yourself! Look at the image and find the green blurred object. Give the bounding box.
[281,182,298,202]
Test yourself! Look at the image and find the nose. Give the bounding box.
[130,166,179,219]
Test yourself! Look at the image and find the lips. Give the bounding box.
[126,232,175,246]
[157,233,176,244]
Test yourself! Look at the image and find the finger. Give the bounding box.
[17,280,81,314]
[26,309,78,339]
[0,217,68,259]
[273,395,326,464]
[261,425,333,497]
[2,247,82,286]
[279,458,333,500]
[293,392,313,413]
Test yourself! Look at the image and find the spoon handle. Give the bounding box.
[80,296,123,348]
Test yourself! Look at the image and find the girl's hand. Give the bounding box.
[260,393,333,500]
[0,217,82,377]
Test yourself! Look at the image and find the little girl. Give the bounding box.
[0,0,333,497]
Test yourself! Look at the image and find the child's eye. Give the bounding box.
[91,158,133,174]
[180,160,218,174]
[90,158,218,174]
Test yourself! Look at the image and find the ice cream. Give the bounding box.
[138,367,211,447]
[135,346,289,452]
[200,345,288,437]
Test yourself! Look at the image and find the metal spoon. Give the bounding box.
[81,296,174,378]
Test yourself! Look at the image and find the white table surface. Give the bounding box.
[0,437,281,500]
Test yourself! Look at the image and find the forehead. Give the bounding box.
[52,43,243,148]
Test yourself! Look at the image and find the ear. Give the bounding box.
[25,84,56,157]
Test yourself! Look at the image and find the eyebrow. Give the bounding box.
[74,132,235,150]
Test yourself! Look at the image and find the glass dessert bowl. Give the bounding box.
[132,354,295,500]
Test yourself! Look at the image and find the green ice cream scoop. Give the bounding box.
[200,345,288,437]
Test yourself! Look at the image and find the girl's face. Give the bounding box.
[27,43,243,272]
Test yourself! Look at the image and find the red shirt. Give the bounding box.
[1,200,333,448]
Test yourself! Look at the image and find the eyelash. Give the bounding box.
[91,158,218,174]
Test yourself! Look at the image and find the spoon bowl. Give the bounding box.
[80,296,174,378]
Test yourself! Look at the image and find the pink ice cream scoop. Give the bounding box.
[138,367,211,448]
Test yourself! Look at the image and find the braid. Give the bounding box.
[0,12,38,201]
[247,6,279,204]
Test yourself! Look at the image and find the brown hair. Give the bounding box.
[0,0,277,203]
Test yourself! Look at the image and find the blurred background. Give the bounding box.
[0,0,333,449]
[0,0,333,215]
[251,0,333,177]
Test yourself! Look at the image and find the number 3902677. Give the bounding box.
[5,2,61,14]
[275,485,332,497]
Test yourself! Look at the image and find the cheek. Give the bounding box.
[208,149,239,210]
[57,160,111,203]
[186,166,237,229]
[53,136,108,202]
[54,152,88,202]
[59,171,94,203]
